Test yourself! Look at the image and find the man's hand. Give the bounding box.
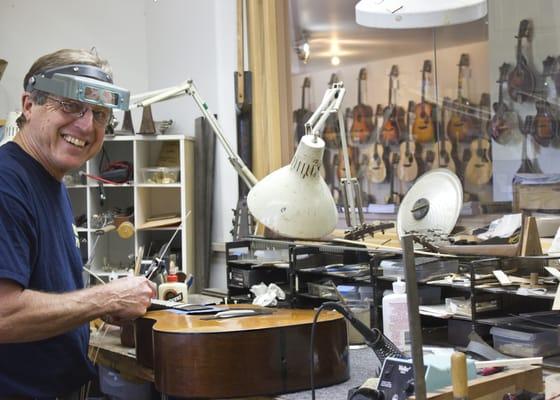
[103,276,157,321]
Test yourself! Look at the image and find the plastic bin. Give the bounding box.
[140,166,180,184]
[98,365,152,400]
[490,326,560,357]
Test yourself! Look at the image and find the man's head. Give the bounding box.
[16,49,126,180]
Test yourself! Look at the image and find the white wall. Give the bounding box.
[0,0,149,119]
[0,0,238,245]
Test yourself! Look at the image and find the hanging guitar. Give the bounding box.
[381,65,405,146]
[350,68,374,144]
[517,116,540,174]
[366,104,389,183]
[491,62,517,144]
[436,97,457,173]
[465,93,492,185]
[323,73,341,149]
[385,151,401,205]
[293,77,312,148]
[533,56,558,147]
[447,54,477,143]
[397,101,420,182]
[412,60,436,143]
[508,19,535,103]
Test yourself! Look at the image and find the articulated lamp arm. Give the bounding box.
[129,80,258,190]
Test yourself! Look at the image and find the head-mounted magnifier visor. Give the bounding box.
[26,64,130,110]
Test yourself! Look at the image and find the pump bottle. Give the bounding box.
[382,278,409,352]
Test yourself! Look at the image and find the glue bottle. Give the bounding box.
[382,278,409,352]
[158,262,188,303]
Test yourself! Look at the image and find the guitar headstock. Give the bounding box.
[389,65,399,78]
[422,60,432,73]
[375,104,383,118]
[458,54,470,68]
[302,77,311,89]
[359,68,367,81]
[522,115,534,136]
[328,73,339,87]
[479,93,491,110]
[498,63,511,83]
[516,19,531,41]
[407,100,415,114]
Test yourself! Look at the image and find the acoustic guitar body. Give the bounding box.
[367,143,388,183]
[350,106,374,144]
[337,146,358,180]
[135,306,349,398]
[446,109,475,143]
[434,141,456,173]
[465,138,492,185]
[396,140,418,182]
[412,102,435,143]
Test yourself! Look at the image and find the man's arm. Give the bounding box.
[0,276,156,343]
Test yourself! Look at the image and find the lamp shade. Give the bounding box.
[355,0,487,29]
[247,135,338,239]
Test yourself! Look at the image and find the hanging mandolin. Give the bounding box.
[507,19,535,103]
[533,56,558,147]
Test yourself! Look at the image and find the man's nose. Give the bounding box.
[73,107,95,129]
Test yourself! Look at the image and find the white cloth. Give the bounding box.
[250,282,286,306]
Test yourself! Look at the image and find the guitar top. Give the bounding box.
[323,73,341,149]
[447,53,477,143]
[381,65,405,145]
[465,93,492,185]
[397,100,419,182]
[350,68,375,144]
[367,104,389,183]
[413,60,436,143]
[507,19,535,103]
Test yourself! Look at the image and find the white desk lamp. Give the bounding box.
[130,80,339,239]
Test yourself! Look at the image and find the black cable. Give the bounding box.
[310,301,405,400]
[310,302,330,400]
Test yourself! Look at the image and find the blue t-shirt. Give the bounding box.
[0,142,95,398]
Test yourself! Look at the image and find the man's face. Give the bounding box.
[20,92,109,180]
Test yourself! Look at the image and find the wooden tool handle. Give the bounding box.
[451,351,469,400]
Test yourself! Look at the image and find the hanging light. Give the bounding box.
[355,0,487,29]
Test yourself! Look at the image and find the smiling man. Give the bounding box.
[0,49,156,399]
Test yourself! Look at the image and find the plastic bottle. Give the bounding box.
[382,278,409,352]
[158,272,188,303]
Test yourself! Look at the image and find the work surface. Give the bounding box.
[89,325,542,399]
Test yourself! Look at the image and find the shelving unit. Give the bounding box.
[66,134,194,282]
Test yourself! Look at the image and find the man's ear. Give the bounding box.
[21,92,34,120]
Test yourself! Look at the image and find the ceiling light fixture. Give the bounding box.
[331,56,340,66]
[295,33,311,64]
[355,0,487,29]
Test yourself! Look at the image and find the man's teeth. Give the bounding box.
[62,134,86,148]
